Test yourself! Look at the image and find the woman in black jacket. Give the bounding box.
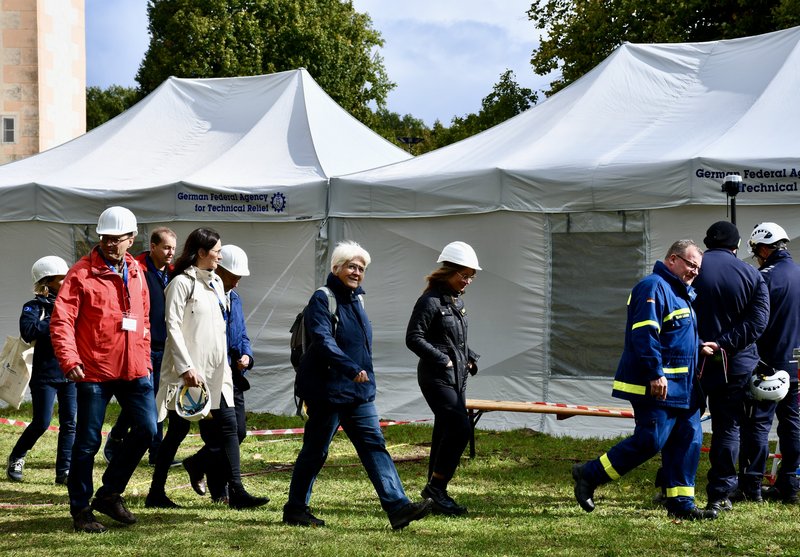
[406,241,481,515]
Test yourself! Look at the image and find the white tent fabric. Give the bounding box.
[330,27,800,436]
[0,69,410,417]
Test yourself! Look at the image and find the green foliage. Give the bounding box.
[85,86,142,130]
[137,0,393,123]
[6,402,800,556]
[527,0,800,95]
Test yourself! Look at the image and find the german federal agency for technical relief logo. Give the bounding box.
[177,191,287,215]
[696,167,800,195]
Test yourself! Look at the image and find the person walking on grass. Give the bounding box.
[572,240,717,521]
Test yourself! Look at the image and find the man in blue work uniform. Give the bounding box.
[572,240,716,520]
[693,221,769,511]
[740,222,800,503]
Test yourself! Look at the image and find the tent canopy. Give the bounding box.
[0,69,410,223]
[331,26,800,218]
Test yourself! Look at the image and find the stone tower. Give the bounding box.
[1,0,86,165]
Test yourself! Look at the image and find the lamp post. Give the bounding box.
[722,174,742,225]
[397,136,423,155]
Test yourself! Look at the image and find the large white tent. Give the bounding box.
[0,68,410,414]
[330,27,800,436]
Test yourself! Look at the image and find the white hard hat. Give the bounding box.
[219,244,250,276]
[96,206,138,236]
[31,256,70,283]
[750,369,791,401]
[748,222,789,255]
[437,241,481,270]
[175,383,211,422]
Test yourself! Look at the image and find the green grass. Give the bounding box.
[1,403,799,556]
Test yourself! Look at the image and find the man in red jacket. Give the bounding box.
[51,206,157,534]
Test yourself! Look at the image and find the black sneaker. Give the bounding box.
[388,499,433,530]
[91,493,137,524]
[6,456,24,482]
[668,506,718,521]
[706,498,732,512]
[145,491,180,509]
[72,507,108,534]
[421,484,467,515]
[283,506,326,527]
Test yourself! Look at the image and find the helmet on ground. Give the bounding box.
[96,206,138,236]
[750,369,791,401]
[219,244,250,276]
[748,222,789,255]
[437,241,481,270]
[175,383,211,421]
[31,256,70,283]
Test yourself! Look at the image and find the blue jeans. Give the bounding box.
[108,350,164,455]
[285,400,410,515]
[68,376,157,513]
[11,380,77,478]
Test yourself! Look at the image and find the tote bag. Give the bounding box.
[0,336,34,408]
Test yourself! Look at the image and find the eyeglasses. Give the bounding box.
[346,263,366,274]
[673,253,700,272]
[100,235,133,246]
[456,271,476,283]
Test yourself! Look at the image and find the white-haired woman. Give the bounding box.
[284,241,432,530]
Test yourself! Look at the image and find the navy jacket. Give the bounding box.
[692,248,769,377]
[136,252,170,351]
[19,294,68,385]
[406,285,479,394]
[296,273,373,405]
[757,250,800,380]
[612,260,699,409]
[227,289,254,391]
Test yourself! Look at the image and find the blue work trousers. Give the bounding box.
[705,373,749,500]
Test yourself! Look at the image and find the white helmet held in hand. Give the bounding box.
[219,244,250,276]
[31,256,70,283]
[750,369,791,401]
[748,222,789,255]
[437,241,481,270]
[96,206,138,236]
[175,383,211,421]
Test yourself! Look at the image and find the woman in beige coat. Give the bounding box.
[146,228,267,510]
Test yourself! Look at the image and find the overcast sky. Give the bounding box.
[85,0,553,126]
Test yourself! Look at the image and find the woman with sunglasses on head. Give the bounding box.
[406,241,481,516]
[148,228,267,510]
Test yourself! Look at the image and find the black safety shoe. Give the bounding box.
[283,506,326,527]
[729,488,763,503]
[668,506,718,521]
[145,491,180,509]
[572,463,596,512]
[91,493,137,524]
[763,486,799,504]
[388,499,433,530]
[706,498,732,512]
[421,484,467,515]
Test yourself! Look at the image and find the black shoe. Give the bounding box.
[182,456,207,496]
[668,506,718,521]
[91,493,137,525]
[228,486,269,510]
[706,498,732,512]
[103,437,123,464]
[145,491,180,509]
[72,507,108,534]
[6,456,24,482]
[652,491,667,507]
[763,486,799,504]
[283,506,325,527]
[572,463,596,513]
[388,499,433,530]
[55,473,69,485]
[421,484,467,515]
[729,488,763,503]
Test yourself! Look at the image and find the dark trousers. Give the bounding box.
[195,386,247,497]
[705,373,750,500]
[740,381,800,494]
[150,409,191,492]
[419,381,471,481]
[11,380,77,478]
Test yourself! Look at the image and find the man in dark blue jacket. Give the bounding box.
[692,221,769,510]
[572,240,716,520]
[740,222,800,503]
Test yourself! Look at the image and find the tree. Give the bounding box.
[137,0,394,122]
[527,0,800,95]
[86,86,141,130]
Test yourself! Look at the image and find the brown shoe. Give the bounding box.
[91,493,137,525]
[72,507,108,534]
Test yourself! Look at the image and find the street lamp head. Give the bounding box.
[723,174,742,197]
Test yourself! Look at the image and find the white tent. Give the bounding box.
[0,69,410,414]
[330,27,800,436]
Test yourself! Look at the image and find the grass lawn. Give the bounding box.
[1,403,799,556]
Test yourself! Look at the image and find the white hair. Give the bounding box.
[330,241,371,272]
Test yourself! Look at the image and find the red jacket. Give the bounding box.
[51,246,151,381]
